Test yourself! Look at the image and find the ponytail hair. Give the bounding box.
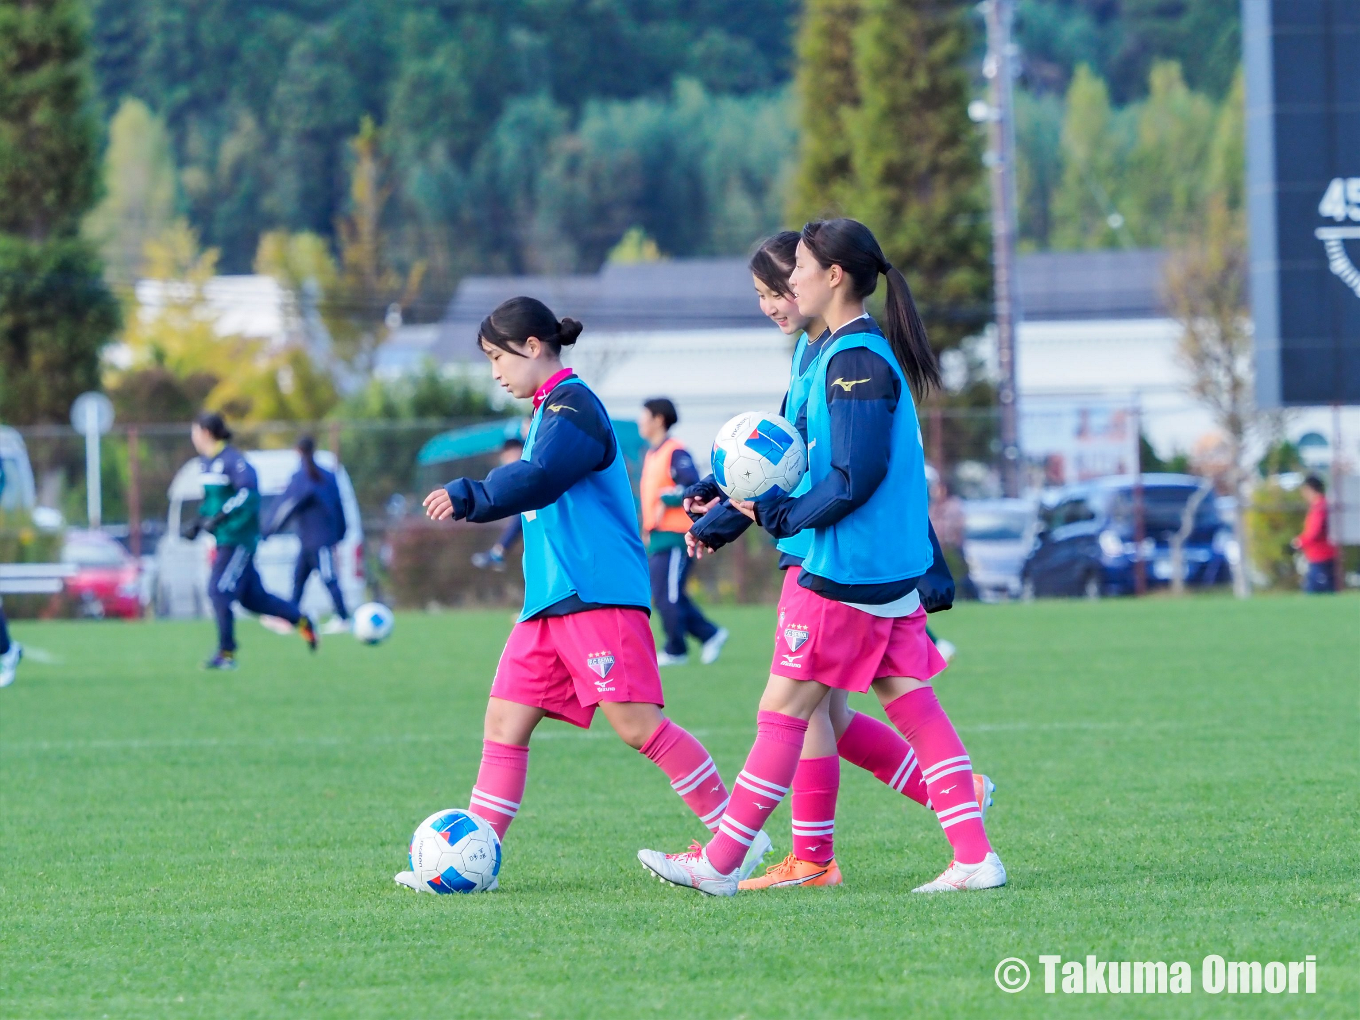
[297,434,321,481]
[749,230,801,297]
[479,296,582,357]
[799,219,941,397]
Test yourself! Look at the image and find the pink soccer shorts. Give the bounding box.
[769,567,948,692]
[490,607,665,728]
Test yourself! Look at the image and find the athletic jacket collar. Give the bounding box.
[533,368,576,411]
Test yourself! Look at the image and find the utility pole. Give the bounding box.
[980,0,1022,497]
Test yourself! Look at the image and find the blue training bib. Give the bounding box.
[518,378,651,620]
[801,327,933,586]
[776,330,825,562]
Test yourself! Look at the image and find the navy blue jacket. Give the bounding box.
[441,379,616,523]
[268,464,347,549]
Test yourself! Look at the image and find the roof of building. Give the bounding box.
[426,248,1170,361]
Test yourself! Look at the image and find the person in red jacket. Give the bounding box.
[1292,475,1337,593]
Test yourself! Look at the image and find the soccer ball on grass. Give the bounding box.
[352,602,394,645]
[408,809,501,894]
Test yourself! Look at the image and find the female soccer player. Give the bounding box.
[640,220,1005,895]
[686,232,992,890]
[266,435,350,633]
[183,412,318,669]
[394,297,769,892]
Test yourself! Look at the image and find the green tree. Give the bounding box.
[1122,61,1216,246]
[84,97,178,283]
[789,0,990,353]
[1050,64,1127,249]
[1014,89,1064,249]
[1206,67,1245,214]
[787,0,860,223]
[0,0,119,424]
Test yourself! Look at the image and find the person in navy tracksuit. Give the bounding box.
[266,436,350,627]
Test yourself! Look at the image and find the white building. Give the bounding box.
[385,251,1359,476]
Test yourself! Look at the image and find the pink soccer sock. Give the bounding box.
[790,755,839,864]
[707,711,809,874]
[836,711,930,807]
[884,688,992,864]
[640,719,730,833]
[468,739,529,840]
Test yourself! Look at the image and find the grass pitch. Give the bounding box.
[1,594,1356,1018]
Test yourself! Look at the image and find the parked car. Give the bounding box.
[962,498,1036,601]
[156,450,365,620]
[1020,474,1233,599]
[61,529,144,619]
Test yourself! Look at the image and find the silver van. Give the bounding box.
[156,449,365,620]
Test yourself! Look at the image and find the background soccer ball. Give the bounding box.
[711,412,806,501]
[408,809,501,894]
[352,602,394,644]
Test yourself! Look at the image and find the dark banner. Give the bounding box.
[1245,0,1360,407]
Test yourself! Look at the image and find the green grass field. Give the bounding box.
[1,595,1356,1018]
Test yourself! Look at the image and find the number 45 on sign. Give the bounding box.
[1318,177,1360,222]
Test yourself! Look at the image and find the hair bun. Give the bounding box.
[556,317,583,346]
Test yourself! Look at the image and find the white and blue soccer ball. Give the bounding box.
[408,809,502,894]
[352,602,394,645]
[711,411,807,502]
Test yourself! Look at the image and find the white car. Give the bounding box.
[156,449,365,621]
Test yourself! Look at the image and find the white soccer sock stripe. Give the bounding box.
[924,762,974,784]
[935,801,977,820]
[736,770,789,798]
[672,758,719,796]
[700,798,730,825]
[720,814,761,840]
[939,809,982,829]
[921,754,971,782]
[469,788,520,813]
[890,750,919,792]
[791,821,836,835]
[717,821,756,847]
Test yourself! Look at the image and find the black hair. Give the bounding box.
[643,397,678,430]
[501,437,525,452]
[297,434,321,481]
[1303,473,1326,494]
[799,218,941,397]
[194,411,232,442]
[749,230,801,297]
[479,296,583,357]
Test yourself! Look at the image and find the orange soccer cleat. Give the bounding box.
[738,853,843,890]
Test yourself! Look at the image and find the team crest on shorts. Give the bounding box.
[783,624,810,653]
[586,651,616,679]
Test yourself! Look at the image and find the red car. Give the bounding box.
[62,530,144,619]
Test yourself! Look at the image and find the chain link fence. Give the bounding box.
[5,403,1353,618]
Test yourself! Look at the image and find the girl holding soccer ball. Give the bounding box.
[681,232,992,891]
[396,297,770,893]
[639,220,1005,895]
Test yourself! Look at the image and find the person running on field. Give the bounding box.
[185,412,317,669]
[639,219,1005,896]
[394,297,771,892]
[679,231,990,890]
[1293,474,1338,593]
[266,435,351,634]
[638,397,727,667]
[472,438,526,571]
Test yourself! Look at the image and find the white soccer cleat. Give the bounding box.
[737,828,773,882]
[911,851,1007,893]
[321,617,352,635]
[0,642,22,688]
[700,627,729,665]
[638,842,739,897]
[394,870,431,893]
[655,651,688,667]
[935,637,957,662]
